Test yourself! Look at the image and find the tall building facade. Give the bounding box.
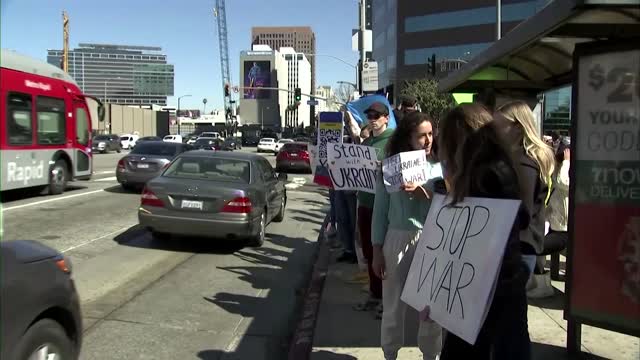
[276,48,312,129]
[372,0,551,102]
[251,27,316,94]
[47,43,174,106]
[315,86,338,114]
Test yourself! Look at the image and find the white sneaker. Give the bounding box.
[527,272,555,299]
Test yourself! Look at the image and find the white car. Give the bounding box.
[163,135,183,143]
[257,138,277,153]
[120,134,139,149]
[274,138,294,153]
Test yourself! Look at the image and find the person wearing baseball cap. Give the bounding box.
[353,101,394,317]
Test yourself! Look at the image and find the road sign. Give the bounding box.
[362,61,379,92]
[307,100,319,106]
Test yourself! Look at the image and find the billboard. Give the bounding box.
[243,60,271,99]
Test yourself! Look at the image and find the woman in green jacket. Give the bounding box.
[371,111,444,360]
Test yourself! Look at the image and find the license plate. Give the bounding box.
[137,163,150,169]
[181,200,203,210]
[290,153,298,157]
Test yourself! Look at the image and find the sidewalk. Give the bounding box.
[310,243,639,360]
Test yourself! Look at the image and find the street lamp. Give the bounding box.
[177,94,192,135]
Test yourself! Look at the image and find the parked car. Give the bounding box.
[138,151,287,246]
[92,134,122,153]
[222,137,241,151]
[257,138,277,153]
[242,136,260,146]
[163,135,183,143]
[116,141,194,190]
[199,132,222,140]
[276,142,311,173]
[120,134,139,150]
[186,135,199,145]
[194,137,224,151]
[137,136,162,142]
[1,240,82,360]
[274,138,294,153]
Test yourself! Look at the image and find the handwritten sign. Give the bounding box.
[401,194,521,345]
[314,112,344,187]
[328,143,377,193]
[382,150,442,193]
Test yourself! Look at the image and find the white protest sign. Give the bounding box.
[328,143,377,193]
[382,150,442,193]
[400,194,521,345]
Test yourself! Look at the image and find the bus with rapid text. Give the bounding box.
[0,49,105,194]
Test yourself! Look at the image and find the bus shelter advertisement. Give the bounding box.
[570,45,640,334]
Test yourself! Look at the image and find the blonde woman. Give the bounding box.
[494,101,555,275]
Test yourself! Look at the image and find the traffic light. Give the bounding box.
[224,83,230,97]
[294,88,301,102]
[427,53,436,77]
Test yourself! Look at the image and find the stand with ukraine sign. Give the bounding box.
[566,40,640,354]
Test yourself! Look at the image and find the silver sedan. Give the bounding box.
[116,141,194,190]
[138,151,287,247]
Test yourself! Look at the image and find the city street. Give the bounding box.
[1,148,326,359]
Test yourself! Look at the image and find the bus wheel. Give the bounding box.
[48,160,68,195]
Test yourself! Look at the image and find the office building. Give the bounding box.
[251,27,316,94]
[238,48,280,130]
[276,48,312,129]
[238,46,312,132]
[315,86,338,114]
[47,43,174,106]
[372,0,551,101]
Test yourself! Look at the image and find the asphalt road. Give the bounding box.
[1,147,326,360]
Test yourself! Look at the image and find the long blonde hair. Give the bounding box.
[497,101,555,183]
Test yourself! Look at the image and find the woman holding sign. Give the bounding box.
[437,104,531,359]
[371,111,444,360]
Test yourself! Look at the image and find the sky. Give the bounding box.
[1,0,360,110]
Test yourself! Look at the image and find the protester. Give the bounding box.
[393,95,418,123]
[334,135,359,264]
[354,101,394,313]
[437,103,531,359]
[371,111,443,360]
[495,101,555,275]
[528,137,571,298]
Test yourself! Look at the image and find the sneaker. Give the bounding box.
[337,252,357,264]
[353,295,380,311]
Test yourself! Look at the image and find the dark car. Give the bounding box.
[276,142,311,173]
[92,134,122,153]
[1,240,82,360]
[222,137,241,151]
[117,141,194,190]
[139,151,287,247]
[194,137,224,151]
[242,136,259,146]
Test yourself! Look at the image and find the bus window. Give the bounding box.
[75,106,90,145]
[6,93,33,146]
[36,96,66,145]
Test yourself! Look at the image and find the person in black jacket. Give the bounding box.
[437,103,532,360]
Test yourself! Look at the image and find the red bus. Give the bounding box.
[0,49,104,194]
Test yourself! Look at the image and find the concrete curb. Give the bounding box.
[287,213,330,360]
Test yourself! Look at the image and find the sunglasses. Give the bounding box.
[367,112,383,120]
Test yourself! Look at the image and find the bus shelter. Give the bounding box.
[438,0,639,356]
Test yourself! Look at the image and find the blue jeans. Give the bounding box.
[334,191,357,255]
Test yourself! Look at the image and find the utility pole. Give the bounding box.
[62,11,69,73]
[358,0,366,95]
[496,0,502,40]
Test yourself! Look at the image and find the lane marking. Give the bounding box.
[61,224,136,253]
[2,189,107,212]
[94,176,117,182]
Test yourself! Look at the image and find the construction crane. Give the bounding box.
[62,11,69,73]
[213,0,231,120]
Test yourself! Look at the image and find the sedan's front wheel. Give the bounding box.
[13,319,75,360]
